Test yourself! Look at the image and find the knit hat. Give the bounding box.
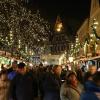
[18,62,25,69]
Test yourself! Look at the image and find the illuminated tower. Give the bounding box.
[55,16,63,32]
[51,16,69,54]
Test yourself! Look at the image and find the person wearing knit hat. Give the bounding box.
[17,62,26,75]
[18,62,25,69]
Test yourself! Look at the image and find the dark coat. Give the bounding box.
[10,72,38,100]
[43,72,61,100]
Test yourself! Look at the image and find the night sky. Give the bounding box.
[27,0,91,36]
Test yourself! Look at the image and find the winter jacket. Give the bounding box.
[80,81,100,100]
[8,71,17,80]
[60,82,83,100]
[10,72,38,100]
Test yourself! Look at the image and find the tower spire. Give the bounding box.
[55,15,63,32]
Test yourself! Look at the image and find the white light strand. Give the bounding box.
[0,0,51,55]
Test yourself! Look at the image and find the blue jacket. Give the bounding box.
[80,81,100,100]
[8,71,17,80]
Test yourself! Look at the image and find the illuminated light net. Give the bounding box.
[0,0,51,55]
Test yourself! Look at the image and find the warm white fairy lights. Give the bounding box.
[0,0,51,56]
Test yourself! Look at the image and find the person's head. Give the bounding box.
[52,65,62,76]
[92,71,100,87]
[67,72,78,87]
[47,65,53,72]
[88,65,97,75]
[39,63,43,67]
[17,62,26,75]
[12,60,18,70]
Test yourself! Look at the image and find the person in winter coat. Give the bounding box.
[9,62,38,100]
[7,60,18,80]
[43,65,62,100]
[0,70,10,100]
[60,72,83,100]
[80,71,100,100]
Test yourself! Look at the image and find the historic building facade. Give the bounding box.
[77,0,100,58]
[50,16,69,55]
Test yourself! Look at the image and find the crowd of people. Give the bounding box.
[0,61,100,100]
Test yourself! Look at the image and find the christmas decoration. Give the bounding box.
[0,0,51,57]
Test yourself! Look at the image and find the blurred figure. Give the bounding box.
[43,65,62,100]
[80,71,100,100]
[83,72,93,83]
[0,70,10,100]
[1,64,6,71]
[9,62,38,100]
[81,65,86,72]
[83,65,97,86]
[83,65,97,82]
[38,65,53,100]
[7,60,18,80]
[88,65,97,75]
[76,66,84,84]
[60,72,83,100]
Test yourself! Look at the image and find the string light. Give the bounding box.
[0,0,51,56]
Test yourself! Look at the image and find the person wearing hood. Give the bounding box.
[60,72,83,100]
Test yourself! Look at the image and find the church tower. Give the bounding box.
[50,16,69,54]
[54,16,63,32]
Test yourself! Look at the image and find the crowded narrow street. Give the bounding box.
[0,0,100,100]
